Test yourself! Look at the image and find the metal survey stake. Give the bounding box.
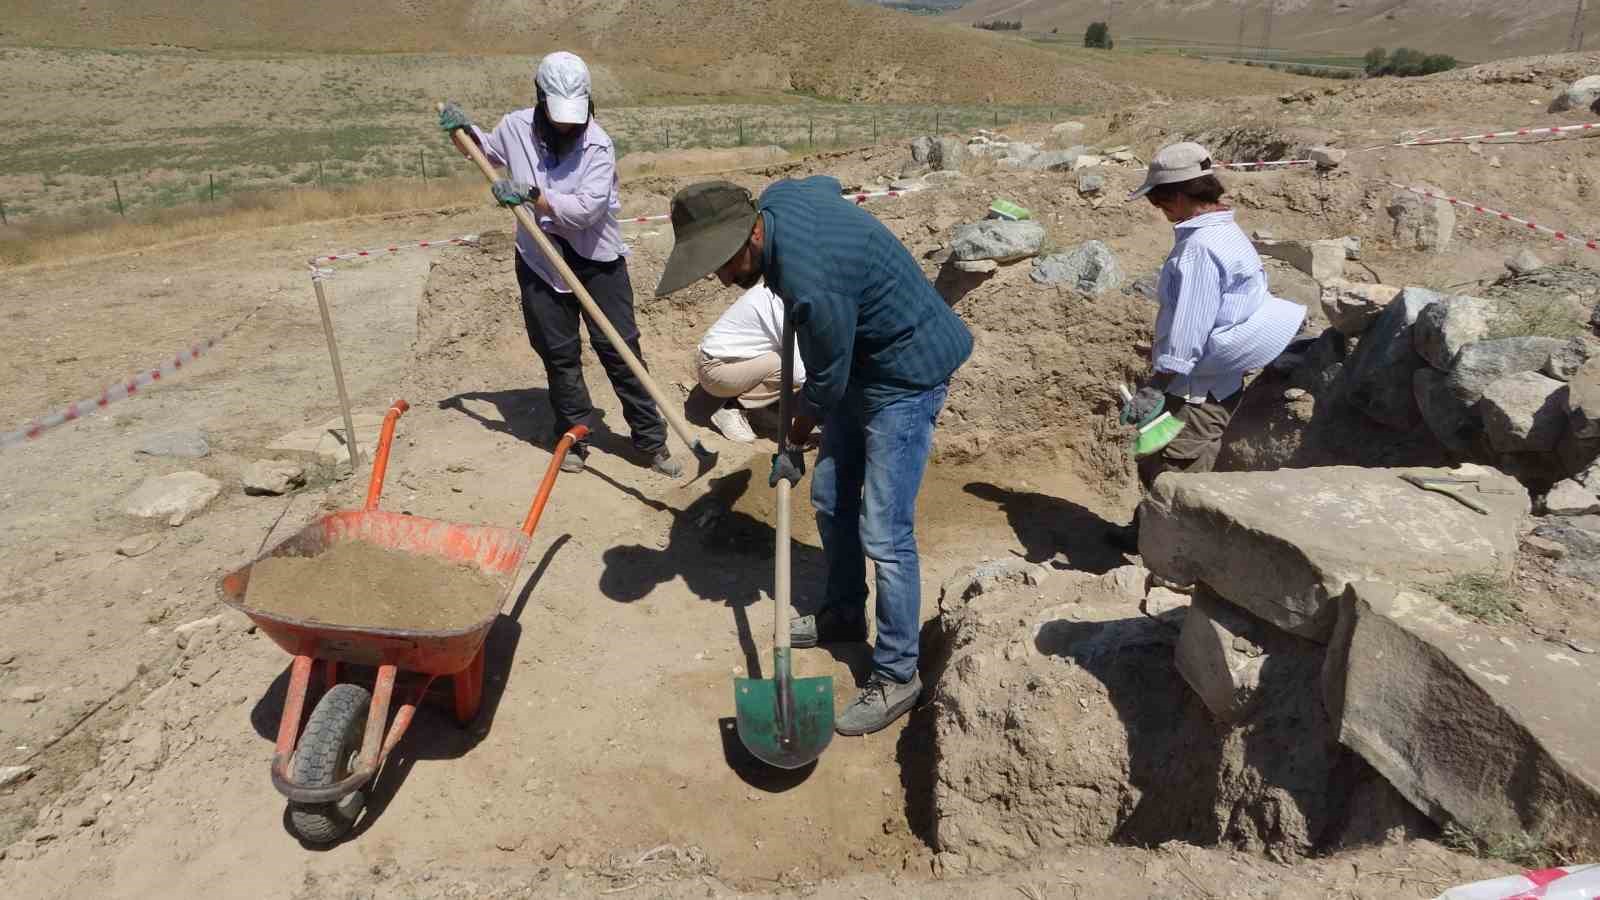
[311,274,361,468]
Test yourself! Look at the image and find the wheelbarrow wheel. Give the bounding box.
[287,682,370,844]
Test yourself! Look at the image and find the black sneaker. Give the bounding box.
[790,607,868,648]
[559,445,587,474]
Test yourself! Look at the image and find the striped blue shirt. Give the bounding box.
[758,176,973,414]
[1153,210,1306,401]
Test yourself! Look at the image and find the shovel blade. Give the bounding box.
[733,675,834,770]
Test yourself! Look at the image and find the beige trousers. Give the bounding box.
[695,350,785,409]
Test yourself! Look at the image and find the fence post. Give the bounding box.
[738,118,745,146]
[664,125,669,149]
[208,173,215,203]
[873,114,878,143]
[1,199,7,225]
[809,118,814,148]
[420,149,427,180]
[935,110,941,133]
[318,161,326,190]
[113,179,125,217]
[993,109,999,129]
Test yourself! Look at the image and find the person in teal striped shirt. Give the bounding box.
[657,177,972,736]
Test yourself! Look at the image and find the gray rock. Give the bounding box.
[129,724,166,772]
[938,558,1048,603]
[1413,368,1482,456]
[1175,588,1269,723]
[1453,337,1573,396]
[121,471,222,525]
[0,765,32,788]
[1029,240,1123,296]
[267,413,383,465]
[1319,279,1401,337]
[115,532,165,558]
[889,177,927,192]
[1343,236,1362,260]
[1543,338,1595,381]
[1479,371,1569,454]
[1567,358,1600,440]
[951,258,998,274]
[1506,249,1545,276]
[1050,121,1086,140]
[1125,275,1159,301]
[1003,141,1040,163]
[1549,75,1600,113]
[1025,148,1082,172]
[242,460,306,496]
[950,220,1045,263]
[1387,187,1456,251]
[1323,582,1600,848]
[1412,294,1496,371]
[1139,465,1528,641]
[1254,238,1346,282]
[1546,479,1600,515]
[910,136,934,164]
[1076,170,1106,195]
[1341,288,1440,429]
[899,160,930,179]
[135,429,209,459]
[8,686,45,703]
[1310,146,1347,168]
[929,137,966,172]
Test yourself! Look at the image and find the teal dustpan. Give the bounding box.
[734,315,833,770]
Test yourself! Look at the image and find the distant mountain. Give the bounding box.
[942,0,1593,61]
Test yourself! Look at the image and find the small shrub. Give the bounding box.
[1084,22,1113,50]
[1442,820,1561,868]
[1434,573,1521,625]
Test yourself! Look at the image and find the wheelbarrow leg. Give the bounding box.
[271,655,315,782]
[453,645,486,726]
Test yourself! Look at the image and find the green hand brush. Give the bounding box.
[1119,385,1187,458]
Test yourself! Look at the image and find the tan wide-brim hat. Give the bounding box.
[1128,141,1217,200]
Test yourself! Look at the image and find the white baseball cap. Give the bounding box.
[536,51,592,125]
[1128,141,1216,200]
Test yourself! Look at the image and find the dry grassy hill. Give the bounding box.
[0,0,1307,104]
[948,0,1593,62]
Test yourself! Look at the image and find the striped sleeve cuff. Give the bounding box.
[1155,354,1196,375]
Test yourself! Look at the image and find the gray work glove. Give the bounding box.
[769,449,805,488]
[438,101,473,134]
[491,178,539,208]
[1120,386,1165,427]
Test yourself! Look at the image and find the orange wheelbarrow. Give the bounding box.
[217,399,586,844]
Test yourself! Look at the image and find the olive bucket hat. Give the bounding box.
[654,181,758,297]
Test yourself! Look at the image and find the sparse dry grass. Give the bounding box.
[1433,573,1523,625]
[1442,819,1567,868]
[0,177,485,268]
[1487,295,1590,340]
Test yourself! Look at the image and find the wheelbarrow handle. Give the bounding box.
[520,424,590,537]
[363,399,411,511]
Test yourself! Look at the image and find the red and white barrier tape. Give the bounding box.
[1397,120,1600,146]
[1,304,267,449]
[310,235,479,265]
[1219,159,1317,170]
[622,186,924,227]
[1389,183,1600,252]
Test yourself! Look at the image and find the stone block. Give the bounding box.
[1479,371,1569,454]
[1341,288,1440,429]
[1174,589,1269,723]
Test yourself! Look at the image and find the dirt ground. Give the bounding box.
[4,53,1599,896]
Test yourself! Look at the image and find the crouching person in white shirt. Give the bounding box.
[694,280,805,443]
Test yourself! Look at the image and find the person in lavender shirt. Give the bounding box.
[439,52,680,477]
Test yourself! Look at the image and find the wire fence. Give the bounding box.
[0,103,1076,227]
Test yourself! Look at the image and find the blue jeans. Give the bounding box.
[812,382,948,683]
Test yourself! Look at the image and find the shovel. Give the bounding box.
[439,105,718,479]
[733,313,833,770]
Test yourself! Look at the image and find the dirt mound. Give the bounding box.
[244,542,504,631]
[923,565,1430,872]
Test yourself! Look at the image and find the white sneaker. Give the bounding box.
[710,406,757,444]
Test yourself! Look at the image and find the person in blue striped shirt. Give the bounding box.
[1113,143,1306,548]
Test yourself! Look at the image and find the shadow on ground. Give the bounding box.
[962,481,1123,573]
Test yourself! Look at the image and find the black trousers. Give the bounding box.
[514,245,666,455]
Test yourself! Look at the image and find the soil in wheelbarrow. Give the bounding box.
[244,541,505,631]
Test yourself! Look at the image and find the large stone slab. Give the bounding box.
[121,471,222,525]
[1029,240,1122,295]
[1140,465,1528,641]
[1340,288,1440,429]
[1324,582,1600,850]
[1319,279,1401,337]
[950,220,1045,264]
[1479,371,1569,454]
[1253,238,1345,283]
[1387,186,1456,251]
[1415,337,1573,456]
